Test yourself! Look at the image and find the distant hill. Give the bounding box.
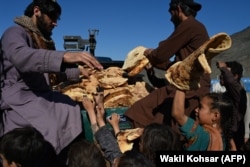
[210,26,250,79]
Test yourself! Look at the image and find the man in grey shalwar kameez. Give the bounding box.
[0,0,103,155]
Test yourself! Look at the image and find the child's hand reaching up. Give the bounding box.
[82,96,98,133]
[107,113,121,137]
[82,96,96,113]
[93,86,104,108]
[94,86,106,128]
[96,104,106,128]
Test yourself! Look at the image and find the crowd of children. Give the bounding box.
[0,60,249,167]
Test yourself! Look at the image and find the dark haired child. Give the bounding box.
[0,127,57,167]
[172,89,236,150]
[217,61,247,150]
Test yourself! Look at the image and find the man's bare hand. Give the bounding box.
[143,48,153,57]
[78,65,92,78]
[216,61,231,71]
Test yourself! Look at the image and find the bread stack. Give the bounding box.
[61,66,150,108]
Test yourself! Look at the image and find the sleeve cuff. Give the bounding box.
[64,68,80,81]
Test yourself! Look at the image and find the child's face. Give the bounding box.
[0,154,19,167]
[195,96,215,125]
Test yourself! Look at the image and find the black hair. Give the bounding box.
[169,2,198,17]
[118,150,154,167]
[24,0,61,19]
[67,140,106,167]
[225,61,243,81]
[140,123,182,164]
[0,126,57,167]
[206,93,234,151]
[179,2,198,17]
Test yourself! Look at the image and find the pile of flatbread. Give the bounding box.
[61,66,150,108]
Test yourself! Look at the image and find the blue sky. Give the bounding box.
[1,0,249,61]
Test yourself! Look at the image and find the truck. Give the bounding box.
[96,56,124,69]
[63,33,124,69]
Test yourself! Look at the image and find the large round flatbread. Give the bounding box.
[104,87,133,108]
[165,62,193,90]
[204,32,232,60]
[127,58,149,76]
[99,77,128,89]
[166,32,232,90]
[122,46,149,76]
[61,84,93,102]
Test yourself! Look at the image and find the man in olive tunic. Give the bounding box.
[125,0,211,129]
[0,0,103,155]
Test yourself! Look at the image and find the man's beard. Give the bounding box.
[37,14,52,38]
[171,15,181,28]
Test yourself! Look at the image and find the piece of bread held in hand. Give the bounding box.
[166,32,232,91]
[122,46,149,76]
[116,128,143,153]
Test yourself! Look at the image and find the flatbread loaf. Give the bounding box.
[104,88,133,108]
[61,84,94,102]
[98,77,128,89]
[117,128,143,153]
[122,46,149,76]
[204,32,232,60]
[166,32,232,90]
[127,58,149,76]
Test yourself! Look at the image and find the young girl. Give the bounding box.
[172,89,237,151]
